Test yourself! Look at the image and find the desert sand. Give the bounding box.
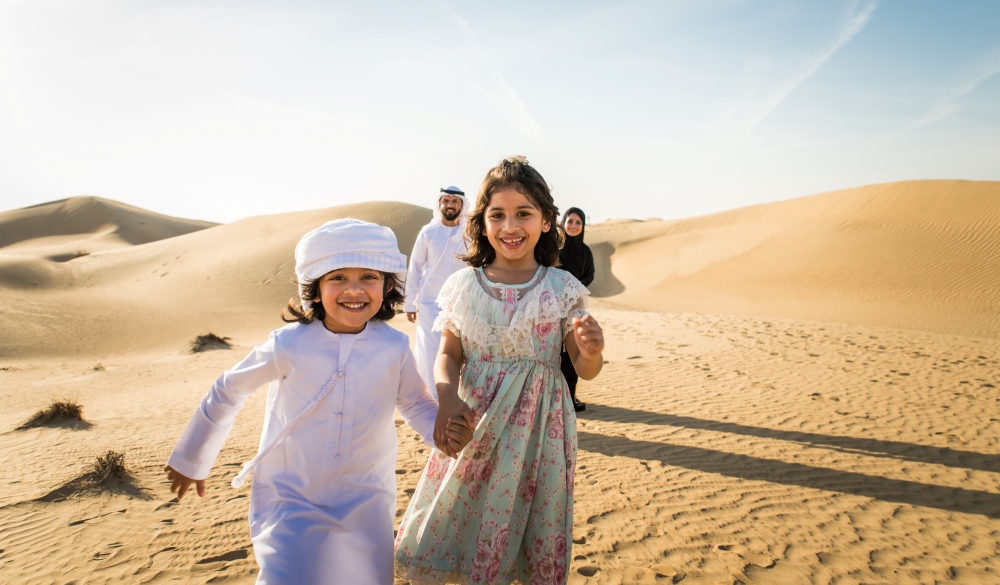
[1,180,998,584]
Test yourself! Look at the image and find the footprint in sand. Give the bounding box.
[651,564,685,582]
[89,542,124,563]
[195,548,249,566]
[716,543,776,568]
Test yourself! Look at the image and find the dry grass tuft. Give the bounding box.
[17,399,85,430]
[35,449,149,502]
[89,450,130,485]
[190,332,232,352]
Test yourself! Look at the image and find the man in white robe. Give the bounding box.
[404,186,469,397]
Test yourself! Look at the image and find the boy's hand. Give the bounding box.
[164,465,206,501]
[573,315,604,360]
[434,396,474,458]
[444,414,475,454]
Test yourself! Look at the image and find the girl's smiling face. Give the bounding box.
[484,187,551,270]
[314,268,385,333]
[563,213,583,237]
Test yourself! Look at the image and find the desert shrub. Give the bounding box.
[89,450,129,485]
[35,449,147,501]
[17,399,84,430]
[190,333,232,352]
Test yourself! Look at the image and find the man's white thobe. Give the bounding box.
[167,319,437,585]
[404,220,468,397]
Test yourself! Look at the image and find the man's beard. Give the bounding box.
[441,208,462,221]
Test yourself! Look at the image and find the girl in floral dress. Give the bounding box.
[395,156,606,585]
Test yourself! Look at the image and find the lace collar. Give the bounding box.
[475,265,548,303]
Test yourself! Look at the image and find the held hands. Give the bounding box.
[163,465,205,501]
[406,311,418,323]
[434,394,475,458]
[573,315,605,360]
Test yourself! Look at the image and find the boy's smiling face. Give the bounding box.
[314,268,385,334]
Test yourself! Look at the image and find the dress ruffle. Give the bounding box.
[395,561,529,585]
[433,267,590,357]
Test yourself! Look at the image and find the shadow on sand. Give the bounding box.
[587,242,625,298]
[578,403,1000,473]
[577,404,1000,518]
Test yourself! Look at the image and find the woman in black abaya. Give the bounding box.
[559,207,595,412]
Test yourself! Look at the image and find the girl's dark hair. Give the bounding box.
[282,272,403,324]
[461,156,563,267]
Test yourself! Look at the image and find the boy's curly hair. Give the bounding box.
[461,156,563,267]
[282,273,403,324]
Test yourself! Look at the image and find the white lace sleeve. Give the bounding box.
[432,268,475,337]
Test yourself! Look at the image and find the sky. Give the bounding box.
[1,0,999,224]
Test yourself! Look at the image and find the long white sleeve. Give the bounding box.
[395,346,438,447]
[168,334,284,480]
[404,229,429,313]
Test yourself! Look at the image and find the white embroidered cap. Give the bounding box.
[294,218,407,309]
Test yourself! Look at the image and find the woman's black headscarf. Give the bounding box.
[559,207,594,286]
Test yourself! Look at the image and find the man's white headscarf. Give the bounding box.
[431,186,470,228]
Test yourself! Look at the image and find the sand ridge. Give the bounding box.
[588,180,1000,339]
[0,200,430,359]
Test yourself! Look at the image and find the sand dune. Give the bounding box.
[0,195,217,255]
[0,182,998,584]
[0,200,430,358]
[589,180,1000,338]
[0,196,216,297]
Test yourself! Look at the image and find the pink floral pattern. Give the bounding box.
[395,267,582,585]
[501,287,517,316]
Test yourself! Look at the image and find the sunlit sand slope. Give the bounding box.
[588,180,1000,338]
[0,200,430,358]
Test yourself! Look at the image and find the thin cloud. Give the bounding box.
[473,73,545,139]
[439,1,545,140]
[740,0,878,138]
[203,84,361,128]
[907,54,1000,129]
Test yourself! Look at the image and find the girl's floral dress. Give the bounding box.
[395,265,589,585]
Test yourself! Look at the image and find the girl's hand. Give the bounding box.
[572,315,604,360]
[164,465,206,501]
[434,395,475,458]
